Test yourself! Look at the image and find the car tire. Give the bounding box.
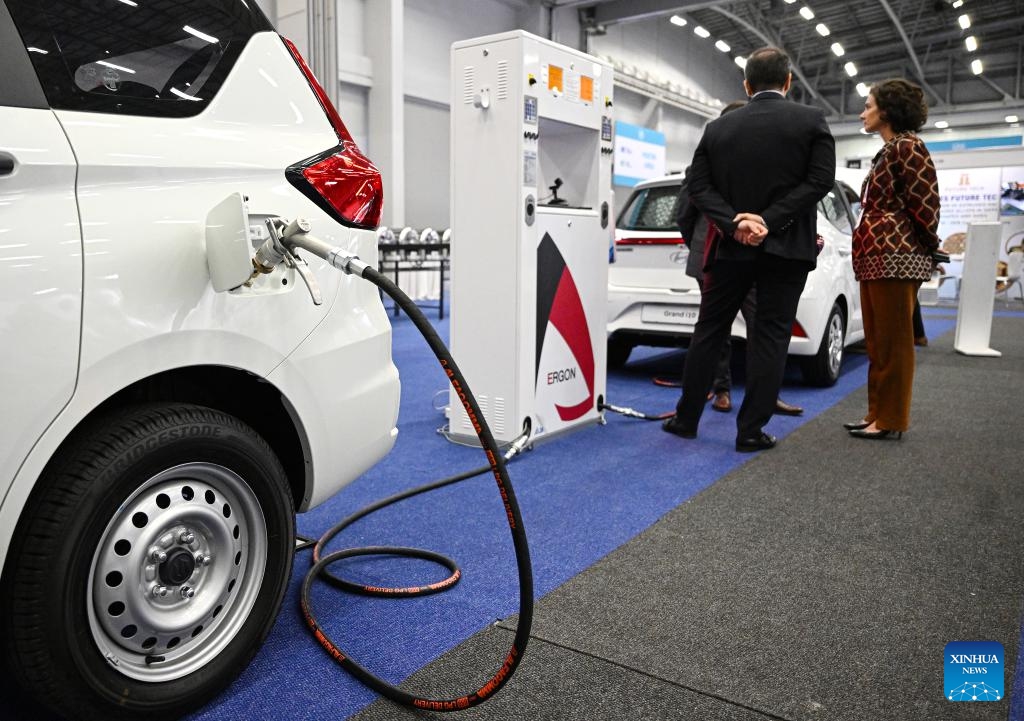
[1,403,294,721]
[607,338,634,369]
[801,303,845,387]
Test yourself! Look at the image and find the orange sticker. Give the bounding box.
[548,64,563,92]
[580,75,593,102]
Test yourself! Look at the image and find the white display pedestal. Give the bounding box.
[954,222,1001,357]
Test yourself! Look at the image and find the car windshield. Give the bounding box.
[617,184,679,231]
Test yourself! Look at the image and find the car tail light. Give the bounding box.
[791,320,808,338]
[615,236,684,246]
[281,37,382,229]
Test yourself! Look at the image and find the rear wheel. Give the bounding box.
[1,403,294,721]
[607,338,634,369]
[801,303,845,386]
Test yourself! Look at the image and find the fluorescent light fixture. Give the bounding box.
[96,59,136,74]
[965,35,977,51]
[952,0,963,6]
[934,120,949,129]
[815,23,830,36]
[183,25,220,44]
[115,0,138,6]
[27,46,48,54]
[844,61,858,77]
[694,25,710,38]
[958,14,971,30]
[971,58,983,74]
[715,40,731,53]
[831,42,845,57]
[799,6,815,20]
[735,56,747,69]
[1006,115,1020,123]
[784,0,797,3]
[856,82,869,97]
[670,14,687,27]
[170,87,202,102]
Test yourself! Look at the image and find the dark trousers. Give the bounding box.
[693,275,758,393]
[912,298,925,340]
[675,255,809,438]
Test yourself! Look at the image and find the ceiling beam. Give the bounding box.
[583,0,729,26]
[712,5,841,115]
[876,0,932,96]
[829,96,1024,136]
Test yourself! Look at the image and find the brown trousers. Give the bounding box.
[860,278,921,431]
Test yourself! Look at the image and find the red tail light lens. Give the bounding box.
[791,320,808,338]
[281,37,383,229]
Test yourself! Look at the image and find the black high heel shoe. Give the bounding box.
[848,428,903,440]
[842,420,871,431]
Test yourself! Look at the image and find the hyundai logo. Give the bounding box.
[668,250,689,265]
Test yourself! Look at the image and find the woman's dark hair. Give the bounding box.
[871,78,928,132]
[744,47,790,93]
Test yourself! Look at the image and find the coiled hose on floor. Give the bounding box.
[299,264,533,712]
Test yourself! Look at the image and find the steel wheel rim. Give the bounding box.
[87,462,268,682]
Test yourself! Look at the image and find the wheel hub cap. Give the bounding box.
[159,548,197,586]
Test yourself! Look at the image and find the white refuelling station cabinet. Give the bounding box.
[448,30,614,445]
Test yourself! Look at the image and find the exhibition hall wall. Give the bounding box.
[263,0,1024,248]
[589,19,746,175]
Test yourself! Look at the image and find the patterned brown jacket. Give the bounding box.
[852,132,940,281]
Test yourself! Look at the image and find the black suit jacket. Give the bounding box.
[687,92,835,266]
[674,170,709,280]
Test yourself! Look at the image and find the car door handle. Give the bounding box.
[0,153,15,176]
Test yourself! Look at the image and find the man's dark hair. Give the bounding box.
[871,78,928,133]
[744,47,791,93]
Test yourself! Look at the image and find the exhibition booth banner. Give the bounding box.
[928,163,1024,300]
[613,121,666,188]
[936,165,1024,257]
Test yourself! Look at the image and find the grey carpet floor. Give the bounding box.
[352,314,1024,721]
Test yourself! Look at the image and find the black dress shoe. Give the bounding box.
[662,416,697,439]
[774,399,803,416]
[842,420,871,431]
[848,428,903,440]
[735,432,777,453]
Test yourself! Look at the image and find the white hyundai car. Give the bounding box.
[1,2,399,719]
[607,174,863,386]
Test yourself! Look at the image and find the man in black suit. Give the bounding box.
[663,46,835,452]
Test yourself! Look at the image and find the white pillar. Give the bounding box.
[306,0,338,108]
[365,0,404,227]
[255,0,277,25]
[954,221,1002,356]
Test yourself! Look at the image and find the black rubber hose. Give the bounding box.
[299,264,534,712]
[599,402,674,421]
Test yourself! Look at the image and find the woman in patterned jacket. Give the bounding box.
[846,79,940,440]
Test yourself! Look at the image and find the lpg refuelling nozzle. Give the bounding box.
[248,216,371,304]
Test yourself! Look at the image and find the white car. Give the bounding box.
[607,174,864,386]
[0,2,399,719]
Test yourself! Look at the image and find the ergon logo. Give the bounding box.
[546,367,578,385]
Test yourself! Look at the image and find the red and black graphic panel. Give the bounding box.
[536,232,595,421]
